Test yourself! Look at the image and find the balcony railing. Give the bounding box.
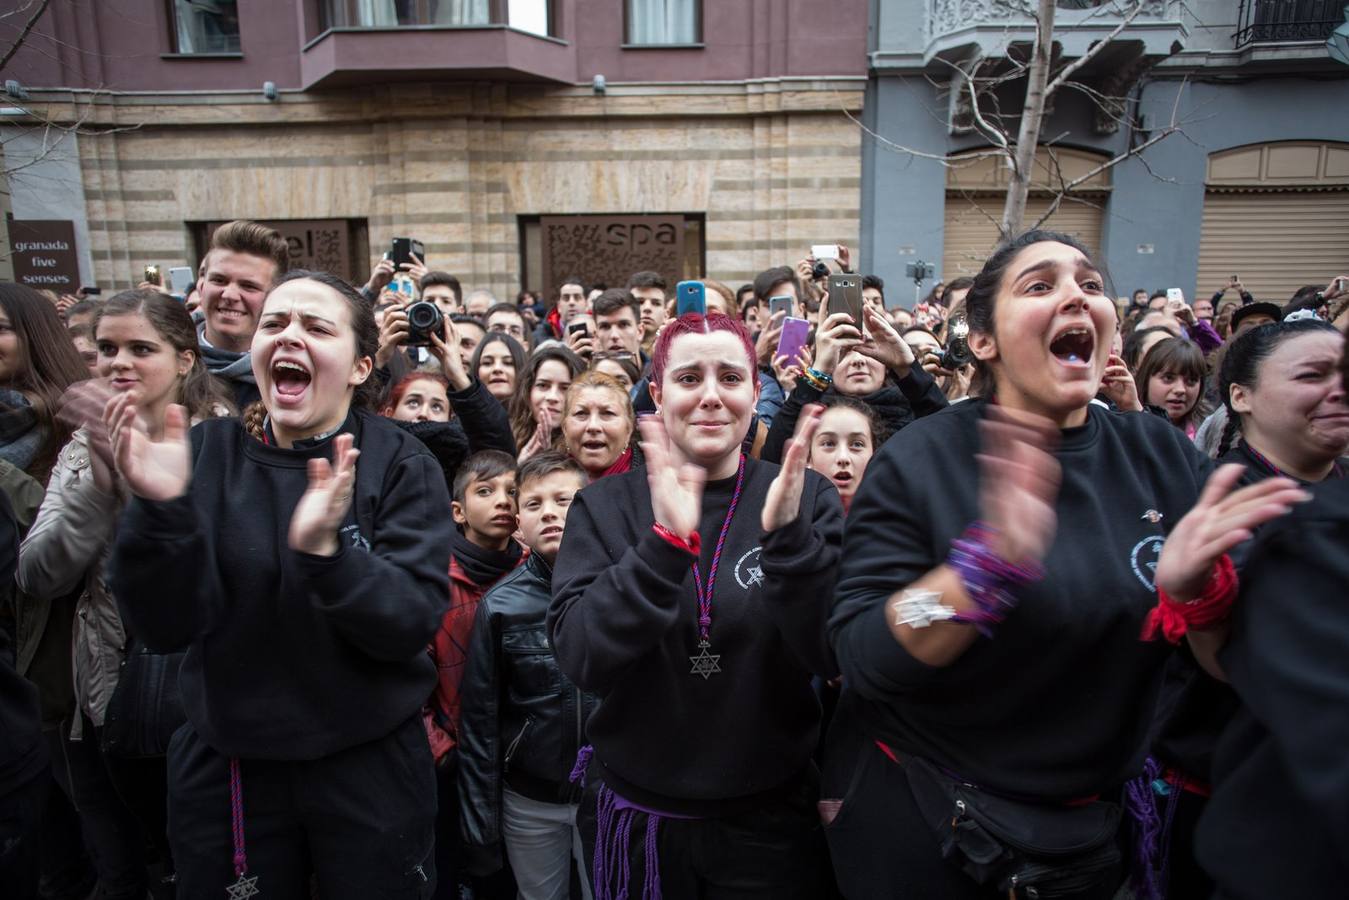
[927,0,1178,45]
[1235,0,1342,47]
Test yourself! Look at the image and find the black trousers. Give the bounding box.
[822,724,1121,900]
[167,715,437,900]
[576,772,826,899]
[0,768,48,899]
[48,716,149,899]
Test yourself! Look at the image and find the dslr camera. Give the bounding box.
[939,315,973,370]
[405,301,443,347]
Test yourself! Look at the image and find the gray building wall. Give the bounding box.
[860,0,1349,302]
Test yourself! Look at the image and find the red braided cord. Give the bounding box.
[1142,554,1238,644]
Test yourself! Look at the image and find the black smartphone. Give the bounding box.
[829,274,866,336]
[568,321,590,337]
[390,237,424,268]
[80,286,101,296]
[768,295,793,318]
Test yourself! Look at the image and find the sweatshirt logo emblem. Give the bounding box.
[734,546,764,590]
[340,524,371,553]
[1129,535,1165,591]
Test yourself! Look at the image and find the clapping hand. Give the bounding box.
[105,393,192,502]
[855,305,916,377]
[977,407,1061,566]
[762,404,823,532]
[639,415,706,539]
[1155,464,1309,603]
[288,433,360,557]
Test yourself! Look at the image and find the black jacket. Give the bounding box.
[832,400,1211,801]
[548,457,844,816]
[109,409,452,760]
[0,488,46,796]
[761,365,948,464]
[1197,477,1349,898]
[457,553,598,874]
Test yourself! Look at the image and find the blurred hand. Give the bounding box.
[854,305,916,377]
[105,394,191,502]
[755,310,786,366]
[977,407,1061,566]
[1099,353,1142,412]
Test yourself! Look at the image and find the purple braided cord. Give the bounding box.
[593,785,615,900]
[615,809,633,900]
[229,757,247,877]
[570,744,594,785]
[1125,757,1162,900]
[948,522,1044,637]
[690,455,746,642]
[1156,767,1185,892]
[643,814,662,899]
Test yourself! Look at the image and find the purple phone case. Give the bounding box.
[776,317,810,366]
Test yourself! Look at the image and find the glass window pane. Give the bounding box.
[508,0,550,36]
[431,0,491,25]
[627,0,697,44]
[173,0,241,53]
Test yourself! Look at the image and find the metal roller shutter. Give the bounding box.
[942,194,1105,280]
[1195,189,1349,305]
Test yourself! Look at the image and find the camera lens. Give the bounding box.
[812,261,829,281]
[405,301,443,346]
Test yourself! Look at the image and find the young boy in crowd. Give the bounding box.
[425,449,525,899]
[458,452,598,900]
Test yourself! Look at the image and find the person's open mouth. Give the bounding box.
[271,359,312,408]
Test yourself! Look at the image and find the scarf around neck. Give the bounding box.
[450,527,522,587]
[197,321,256,384]
[0,389,44,473]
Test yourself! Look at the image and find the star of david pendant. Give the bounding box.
[689,640,721,679]
[226,873,260,899]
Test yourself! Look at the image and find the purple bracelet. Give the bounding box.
[947,523,1044,637]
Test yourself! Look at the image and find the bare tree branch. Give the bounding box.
[1046,0,1148,96]
[0,0,50,72]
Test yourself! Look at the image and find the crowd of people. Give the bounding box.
[0,218,1347,900]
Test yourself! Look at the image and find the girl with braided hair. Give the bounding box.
[1150,314,1348,898]
[106,270,453,898]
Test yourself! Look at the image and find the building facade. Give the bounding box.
[861,0,1349,305]
[1,0,868,297]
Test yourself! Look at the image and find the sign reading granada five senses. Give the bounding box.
[10,219,80,291]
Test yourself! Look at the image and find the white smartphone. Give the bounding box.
[1165,288,1184,305]
[811,244,840,261]
[168,266,194,295]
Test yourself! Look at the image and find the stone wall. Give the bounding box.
[55,78,864,297]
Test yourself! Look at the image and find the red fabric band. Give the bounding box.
[652,521,701,556]
[1141,553,1238,644]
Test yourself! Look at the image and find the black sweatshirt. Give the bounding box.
[831,399,1211,800]
[762,366,948,464]
[109,409,452,760]
[1197,477,1349,897]
[547,458,843,816]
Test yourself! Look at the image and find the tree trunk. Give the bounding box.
[1001,0,1057,239]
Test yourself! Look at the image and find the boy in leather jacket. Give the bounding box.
[457,452,596,900]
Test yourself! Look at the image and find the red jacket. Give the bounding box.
[424,555,521,762]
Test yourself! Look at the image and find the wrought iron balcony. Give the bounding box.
[1235,0,1342,47]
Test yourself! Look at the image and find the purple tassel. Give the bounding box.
[1126,757,1163,900]
[590,781,664,900]
[643,814,662,899]
[570,744,594,785]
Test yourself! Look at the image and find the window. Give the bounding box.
[323,0,563,28]
[170,0,241,53]
[626,0,700,45]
